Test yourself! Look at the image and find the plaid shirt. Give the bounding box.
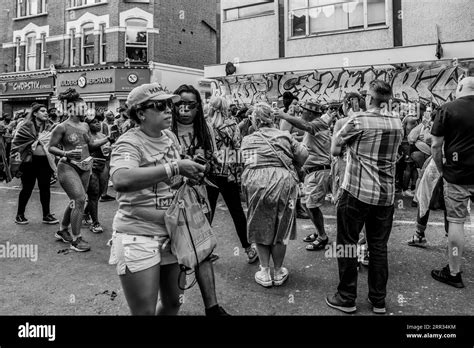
[337,109,403,206]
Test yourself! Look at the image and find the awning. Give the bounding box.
[50,94,111,103]
[0,94,52,101]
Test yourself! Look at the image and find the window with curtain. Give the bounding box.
[82,23,95,65]
[289,0,386,37]
[40,33,46,69]
[125,18,148,63]
[99,23,107,64]
[70,29,76,67]
[15,37,21,72]
[25,33,37,71]
[69,0,106,8]
[17,0,47,17]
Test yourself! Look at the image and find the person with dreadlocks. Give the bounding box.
[48,89,111,252]
[170,84,229,316]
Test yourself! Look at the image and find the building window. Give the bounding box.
[70,29,76,67]
[15,37,21,72]
[125,19,148,63]
[68,0,106,8]
[289,0,387,37]
[25,33,37,71]
[81,23,95,65]
[224,1,274,21]
[99,23,106,64]
[40,33,46,69]
[16,0,47,17]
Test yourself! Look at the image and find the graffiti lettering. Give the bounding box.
[211,61,471,106]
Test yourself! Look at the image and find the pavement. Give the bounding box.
[0,179,473,316]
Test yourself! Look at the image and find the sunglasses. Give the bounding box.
[174,101,199,110]
[140,100,173,112]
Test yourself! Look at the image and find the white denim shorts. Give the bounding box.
[108,232,177,276]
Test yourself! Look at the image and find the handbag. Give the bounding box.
[429,177,446,211]
[165,182,217,272]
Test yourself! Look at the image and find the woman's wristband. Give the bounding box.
[171,161,180,176]
[163,163,172,179]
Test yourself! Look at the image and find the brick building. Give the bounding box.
[0,0,219,115]
[206,0,474,107]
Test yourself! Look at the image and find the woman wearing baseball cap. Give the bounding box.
[108,83,207,315]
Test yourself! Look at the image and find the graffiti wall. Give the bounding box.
[211,60,473,106]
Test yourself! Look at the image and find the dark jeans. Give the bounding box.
[336,190,394,305]
[17,155,52,217]
[206,176,249,249]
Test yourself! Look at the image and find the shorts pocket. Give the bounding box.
[121,235,159,264]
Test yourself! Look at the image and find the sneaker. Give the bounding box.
[255,266,273,288]
[82,215,93,226]
[325,293,357,314]
[402,190,415,197]
[273,267,289,286]
[90,223,104,234]
[245,245,258,264]
[50,177,57,186]
[43,214,59,225]
[431,265,465,288]
[70,236,91,252]
[208,253,220,263]
[306,236,329,251]
[100,194,115,202]
[205,305,230,316]
[407,233,427,248]
[368,298,386,314]
[15,215,29,225]
[55,229,73,243]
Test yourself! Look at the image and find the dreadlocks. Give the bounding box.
[171,84,214,156]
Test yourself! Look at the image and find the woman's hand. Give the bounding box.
[65,149,82,161]
[273,109,286,120]
[178,159,206,181]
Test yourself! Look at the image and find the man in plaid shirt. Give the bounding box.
[327,80,403,314]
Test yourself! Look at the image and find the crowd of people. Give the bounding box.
[0,76,473,316]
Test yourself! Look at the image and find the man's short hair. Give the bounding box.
[369,80,392,103]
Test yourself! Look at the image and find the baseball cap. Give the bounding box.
[300,101,323,114]
[127,83,180,107]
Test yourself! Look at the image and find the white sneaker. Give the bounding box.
[402,190,414,197]
[273,267,289,286]
[255,266,273,288]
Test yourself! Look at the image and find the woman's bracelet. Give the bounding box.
[163,163,172,179]
[170,161,180,176]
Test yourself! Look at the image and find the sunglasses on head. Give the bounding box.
[140,100,173,112]
[174,100,199,110]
